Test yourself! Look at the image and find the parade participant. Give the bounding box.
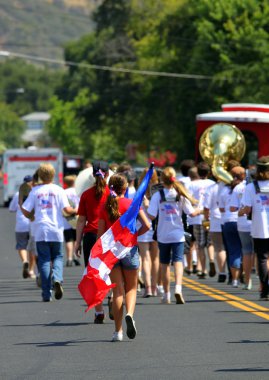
[137,168,160,297]
[187,162,215,279]
[239,156,269,300]
[204,182,227,282]
[9,175,35,279]
[117,163,137,199]
[230,167,254,290]
[63,175,80,267]
[21,163,76,302]
[177,159,195,186]
[147,167,200,305]
[98,173,150,342]
[75,160,110,323]
[219,167,243,287]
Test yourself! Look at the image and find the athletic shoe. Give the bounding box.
[94,313,105,324]
[111,331,123,342]
[184,268,192,276]
[209,262,216,277]
[192,263,198,274]
[218,274,227,283]
[28,271,36,279]
[54,281,63,300]
[161,295,171,304]
[157,285,164,296]
[125,314,137,339]
[243,280,252,290]
[22,262,29,279]
[73,258,81,266]
[42,298,52,302]
[232,280,239,288]
[175,292,185,304]
[197,272,207,279]
[66,260,73,267]
[143,288,152,298]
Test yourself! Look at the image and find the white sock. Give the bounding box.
[192,250,197,262]
[165,292,171,300]
[175,285,182,294]
[95,311,104,316]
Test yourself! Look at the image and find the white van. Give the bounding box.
[0,148,63,206]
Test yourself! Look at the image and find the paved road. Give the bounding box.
[1,208,269,380]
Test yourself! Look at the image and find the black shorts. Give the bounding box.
[83,232,97,267]
[64,228,76,243]
[253,238,269,255]
[185,225,196,242]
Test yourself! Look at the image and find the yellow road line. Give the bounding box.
[180,276,269,321]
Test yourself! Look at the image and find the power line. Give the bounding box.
[0,50,214,80]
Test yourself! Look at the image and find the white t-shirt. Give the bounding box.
[218,185,238,223]
[187,179,215,225]
[9,192,30,233]
[243,180,269,238]
[137,202,154,243]
[203,183,222,232]
[230,181,251,232]
[63,187,80,230]
[147,188,194,243]
[178,176,191,186]
[22,183,70,242]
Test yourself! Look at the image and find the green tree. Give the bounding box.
[0,102,25,147]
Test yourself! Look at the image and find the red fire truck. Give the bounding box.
[196,104,269,163]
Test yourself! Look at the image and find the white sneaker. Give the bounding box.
[111,331,123,342]
[232,280,239,288]
[161,295,171,304]
[175,292,185,304]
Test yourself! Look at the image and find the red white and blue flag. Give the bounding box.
[78,164,154,311]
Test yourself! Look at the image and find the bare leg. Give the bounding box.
[138,242,151,290]
[161,263,170,293]
[122,269,138,317]
[198,247,206,273]
[18,249,28,263]
[207,244,214,262]
[173,261,183,286]
[65,241,74,262]
[110,267,125,332]
[243,254,253,285]
[149,241,159,291]
[217,250,226,273]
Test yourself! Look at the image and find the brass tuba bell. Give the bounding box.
[199,123,246,184]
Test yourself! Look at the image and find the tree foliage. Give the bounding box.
[0,103,25,148]
[48,0,269,162]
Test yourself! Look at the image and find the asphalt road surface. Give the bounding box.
[1,208,269,380]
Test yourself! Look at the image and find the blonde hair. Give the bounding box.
[161,166,198,205]
[138,168,159,198]
[38,163,55,183]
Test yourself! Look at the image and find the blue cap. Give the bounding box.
[23,175,33,183]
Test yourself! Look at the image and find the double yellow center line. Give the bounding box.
[182,277,269,321]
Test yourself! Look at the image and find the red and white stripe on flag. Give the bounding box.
[78,218,137,311]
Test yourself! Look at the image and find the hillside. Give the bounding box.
[0,0,101,60]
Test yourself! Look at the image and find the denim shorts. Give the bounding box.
[238,231,254,255]
[158,242,184,264]
[15,232,30,250]
[114,246,140,270]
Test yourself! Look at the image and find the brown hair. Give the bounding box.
[63,175,76,188]
[138,168,159,198]
[105,174,128,222]
[161,167,198,205]
[256,156,269,180]
[38,163,55,183]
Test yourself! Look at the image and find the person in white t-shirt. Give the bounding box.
[63,175,80,267]
[137,168,160,298]
[219,167,244,288]
[177,159,195,186]
[21,163,77,302]
[239,156,269,300]
[147,166,201,305]
[9,175,35,279]
[204,182,227,282]
[230,173,254,290]
[187,162,215,279]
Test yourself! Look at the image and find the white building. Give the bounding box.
[21,112,50,144]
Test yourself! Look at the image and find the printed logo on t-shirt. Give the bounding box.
[41,199,53,209]
[163,204,177,215]
[260,195,269,206]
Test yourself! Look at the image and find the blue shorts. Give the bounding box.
[15,232,30,250]
[158,242,184,264]
[114,246,140,270]
[238,231,254,255]
[222,222,242,269]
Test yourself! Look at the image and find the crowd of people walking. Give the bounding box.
[8,155,269,341]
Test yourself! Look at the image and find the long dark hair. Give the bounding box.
[105,174,128,222]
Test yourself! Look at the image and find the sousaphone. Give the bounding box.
[199,123,246,184]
